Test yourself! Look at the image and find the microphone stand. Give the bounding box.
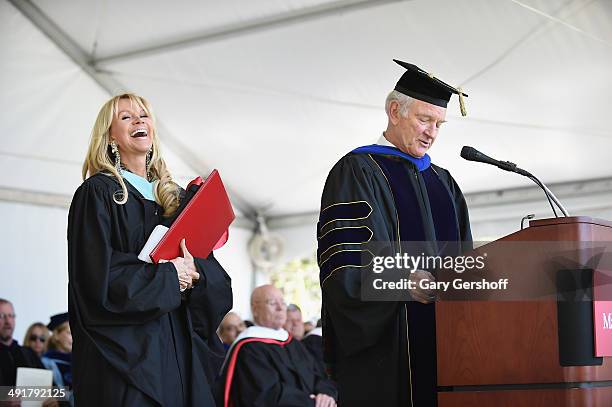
[508,166,569,218]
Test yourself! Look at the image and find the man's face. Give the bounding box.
[252,287,287,330]
[391,99,447,158]
[0,303,15,343]
[220,313,246,344]
[283,310,305,340]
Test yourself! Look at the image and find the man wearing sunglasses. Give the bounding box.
[0,298,44,386]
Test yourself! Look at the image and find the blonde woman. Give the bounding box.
[22,322,49,358]
[68,94,232,406]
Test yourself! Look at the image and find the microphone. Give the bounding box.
[460,146,525,174]
[460,146,569,217]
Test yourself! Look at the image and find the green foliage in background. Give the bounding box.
[271,255,321,322]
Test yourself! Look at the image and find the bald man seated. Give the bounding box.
[217,285,337,407]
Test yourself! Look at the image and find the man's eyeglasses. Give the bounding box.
[0,313,16,320]
[264,300,287,308]
[29,334,46,343]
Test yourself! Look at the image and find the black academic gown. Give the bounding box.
[219,333,337,407]
[317,152,472,407]
[68,173,232,407]
[301,333,325,374]
[0,341,44,386]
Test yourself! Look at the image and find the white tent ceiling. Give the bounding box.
[2,0,611,221]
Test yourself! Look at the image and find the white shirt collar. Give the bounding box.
[377,132,395,147]
[304,327,322,338]
[234,325,289,343]
[221,325,290,371]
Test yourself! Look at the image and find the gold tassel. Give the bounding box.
[457,87,467,117]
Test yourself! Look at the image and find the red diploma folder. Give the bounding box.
[150,169,235,263]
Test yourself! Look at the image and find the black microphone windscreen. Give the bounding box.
[460,146,500,167]
[460,146,478,161]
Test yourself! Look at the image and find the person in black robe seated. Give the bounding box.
[317,60,473,406]
[0,299,44,386]
[218,285,337,407]
[68,93,232,407]
[301,319,324,373]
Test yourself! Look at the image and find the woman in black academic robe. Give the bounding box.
[68,93,232,406]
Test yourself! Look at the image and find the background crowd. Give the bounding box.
[0,299,72,389]
[0,292,326,406]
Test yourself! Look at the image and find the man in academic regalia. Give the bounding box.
[317,60,473,406]
[218,285,337,407]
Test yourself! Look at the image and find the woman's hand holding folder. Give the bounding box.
[160,238,199,291]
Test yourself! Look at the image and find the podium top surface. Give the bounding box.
[497,216,612,243]
[529,216,612,229]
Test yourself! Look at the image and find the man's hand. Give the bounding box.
[409,270,436,304]
[42,398,60,407]
[160,239,199,291]
[309,393,336,407]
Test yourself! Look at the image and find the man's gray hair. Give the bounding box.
[287,304,301,313]
[385,90,415,118]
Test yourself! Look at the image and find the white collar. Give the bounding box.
[377,132,395,147]
[221,326,290,372]
[304,327,322,338]
[234,325,289,343]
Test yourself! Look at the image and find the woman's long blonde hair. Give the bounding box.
[82,93,180,217]
[23,322,49,353]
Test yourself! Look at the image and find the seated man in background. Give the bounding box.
[0,299,44,386]
[303,321,314,336]
[218,312,246,351]
[283,304,305,341]
[218,285,337,407]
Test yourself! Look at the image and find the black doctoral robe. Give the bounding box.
[218,329,337,407]
[301,331,325,374]
[68,172,232,406]
[317,152,472,407]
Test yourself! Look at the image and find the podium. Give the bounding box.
[436,216,612,406]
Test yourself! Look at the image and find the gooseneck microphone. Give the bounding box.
[460,146,569,217]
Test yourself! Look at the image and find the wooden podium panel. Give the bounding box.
[437,301,612,384]
[436,217,612,405]
[439,387,612,407]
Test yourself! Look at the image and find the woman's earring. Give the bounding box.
[145,147,153,181]
[110,140,121,172]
